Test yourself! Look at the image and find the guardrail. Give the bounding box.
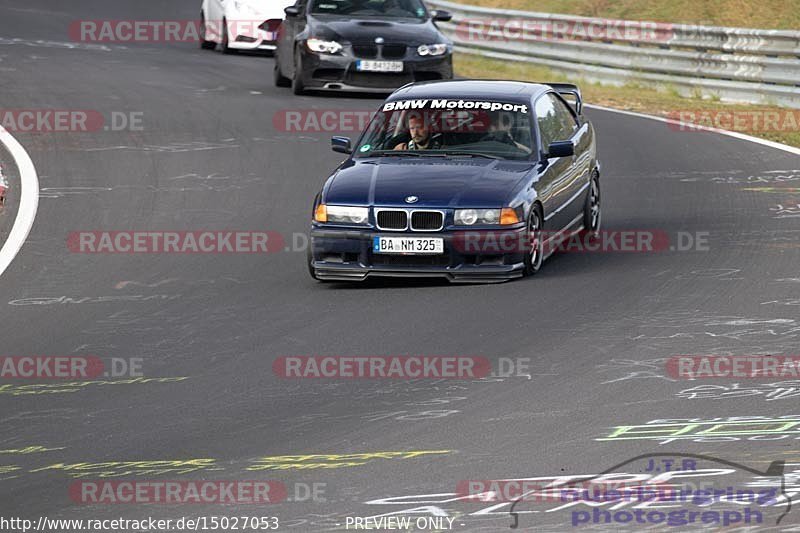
[427,0,800,108]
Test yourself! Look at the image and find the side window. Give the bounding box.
[548,93,578,140]
[534,95,561,152]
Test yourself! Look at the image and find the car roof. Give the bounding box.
[387,80,552,103]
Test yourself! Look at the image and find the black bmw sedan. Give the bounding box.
[274,0,453,94]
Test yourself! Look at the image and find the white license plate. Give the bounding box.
[356,60,403,73]
[373,236,444,255]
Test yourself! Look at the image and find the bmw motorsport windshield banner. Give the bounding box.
[382,99,529,113]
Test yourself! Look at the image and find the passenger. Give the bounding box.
[484,111,532,153]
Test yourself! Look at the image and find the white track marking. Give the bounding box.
[0,125,39,278]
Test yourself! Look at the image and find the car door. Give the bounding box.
[533,93,574,233]
[278,0,308,77]
[548,93,593,225]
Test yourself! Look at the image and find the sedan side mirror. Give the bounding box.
[547,140,575,158]
[284,6,300,17]
[432,10,452,22]
[331,136,352,154]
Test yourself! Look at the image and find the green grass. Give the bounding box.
[456,0,800,29]
[455,54,800,148]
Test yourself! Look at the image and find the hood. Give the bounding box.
[324,158,533,208]
[310,16,444,45]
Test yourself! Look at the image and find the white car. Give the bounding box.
[200,0,295,53]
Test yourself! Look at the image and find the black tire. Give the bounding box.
[274,59,291,87]
[220,19,236,54]
[583,173,601,237]
[292,48,306,95]
[523,205,544,277]
[199,14,216,50]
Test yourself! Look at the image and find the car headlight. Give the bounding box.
[314,205,369,225]
[307,38,343,54]
[417,43,449,56]
[454,208,520,225]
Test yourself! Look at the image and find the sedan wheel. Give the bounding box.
[583,174,601,237]
[523,207,543,276]
[274,59,291,87]
[220,19,236,54]
[292,48,306,95]
[199,14,215,50]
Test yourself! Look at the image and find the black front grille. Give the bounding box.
[381,44,407,59]
[352,44,378,59]
[346,72,413,88]
[411,211,443,231]
[352,43,407,59]
[377,210,407,230]
[372,255,450,267]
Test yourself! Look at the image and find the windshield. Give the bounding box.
[310,0,428,19]
[355,100,534,160]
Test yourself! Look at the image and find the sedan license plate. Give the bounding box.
[356,60,403,73]
[373,236,444,255]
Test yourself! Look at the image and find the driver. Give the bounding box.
[394,113,441,150]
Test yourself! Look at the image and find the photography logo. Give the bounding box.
[508,453,792,529]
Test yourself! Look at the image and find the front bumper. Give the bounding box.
[310,227,526,283]
[228,21,278,52]
[229,39,277,51]
[298,48,453,92]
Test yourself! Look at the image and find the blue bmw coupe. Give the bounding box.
[308,79,601,283]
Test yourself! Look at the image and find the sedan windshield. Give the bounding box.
[311,0,428,19]
[355,100,535,160]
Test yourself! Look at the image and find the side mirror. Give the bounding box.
[431,9,452,22]
[284,6,300,17]
[547,140,574,159]
[331,136,352,154]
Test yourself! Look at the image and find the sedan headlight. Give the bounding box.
[454,208,520,226]
[315,205,369,225]
[307,38,343,54]
[417,43,449,56]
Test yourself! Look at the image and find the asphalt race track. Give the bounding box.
[1,1,800,531]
